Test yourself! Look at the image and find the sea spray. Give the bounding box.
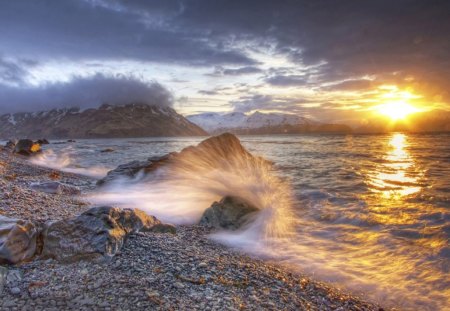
[31,147,109,178]
[88,133,295,240]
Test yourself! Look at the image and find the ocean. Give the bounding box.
[29,133,450,310]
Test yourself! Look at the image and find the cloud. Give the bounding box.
[0,1,256,67]
[0,0,449,115]
[231,94,312,113]
[322,79,375,91]
[0,57,31,86]
[265,74,309,87]
[0,74,172,114]
[207,66,263,77]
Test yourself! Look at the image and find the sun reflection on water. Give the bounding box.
[367,133,423,199]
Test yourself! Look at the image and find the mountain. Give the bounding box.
[187,111,352,134]
[0,103,207,139]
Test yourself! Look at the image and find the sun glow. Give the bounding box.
[376,101,419,120]
[374,86,421,120]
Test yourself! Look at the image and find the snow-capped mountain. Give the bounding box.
[0,103,207,139]
[187,111,316,133]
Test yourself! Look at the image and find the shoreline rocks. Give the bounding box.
[200,196,260,230]
[13,139,41,156]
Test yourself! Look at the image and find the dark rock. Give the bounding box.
[31,181,81,195]
[41,206,161,262]
[0,216,40,264]
[35,139,49,145]
[97,160,149,185]
[199,196,259,230]
[67,139,76,143]
[100,148,115,153]
[13,139,41,156]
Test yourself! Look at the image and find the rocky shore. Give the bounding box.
[0,144,385,310]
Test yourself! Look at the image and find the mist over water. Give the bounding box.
[31,134,450,310]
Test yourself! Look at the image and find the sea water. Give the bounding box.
[30,133,450,310]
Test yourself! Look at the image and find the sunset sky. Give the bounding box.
[0,0,449,123]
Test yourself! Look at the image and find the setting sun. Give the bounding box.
[376,101,419,120]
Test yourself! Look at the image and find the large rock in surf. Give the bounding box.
[98,133,265,185]
[200,196,259,230]
[13,139,41,156]
[0,216,41,264]
[41,206,161,263]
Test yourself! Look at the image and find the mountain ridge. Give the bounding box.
[187,111,352,134]
[0,103,207,139]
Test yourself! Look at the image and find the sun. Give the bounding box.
[376,101,419,120]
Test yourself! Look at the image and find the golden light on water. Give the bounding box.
[366,133,422,199]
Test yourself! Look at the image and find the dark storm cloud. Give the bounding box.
[0,74,173,114]
[0,0,255,66]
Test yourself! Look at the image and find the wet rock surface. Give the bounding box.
[200,196,260,230]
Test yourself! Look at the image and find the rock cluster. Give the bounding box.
[0,206,172,265]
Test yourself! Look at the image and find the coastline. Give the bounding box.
[0,148,384,310]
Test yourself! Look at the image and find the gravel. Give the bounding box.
[0,148,385,310]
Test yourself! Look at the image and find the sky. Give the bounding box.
[0,0,449,123]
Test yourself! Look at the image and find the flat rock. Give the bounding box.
[31,181,81,195]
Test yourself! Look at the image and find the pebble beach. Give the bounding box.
[0,147,384,311]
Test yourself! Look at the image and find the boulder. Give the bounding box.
[0,216,40,264]
[41,206,161,263]
[14,139,41,156]
[97,133,266,186]
[31,181,81,195]
[199,196,259,230]
[97,160,151,185]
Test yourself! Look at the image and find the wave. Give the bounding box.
[30,148,109,178]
